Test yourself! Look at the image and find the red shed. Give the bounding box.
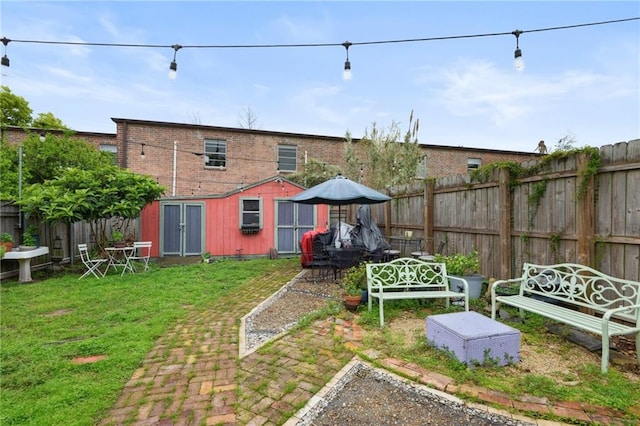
[139,176,329,259]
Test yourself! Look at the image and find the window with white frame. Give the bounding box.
[277,145,297,172]
[239,197,262,229]
[204,139,226,168]
[467,158,482,170]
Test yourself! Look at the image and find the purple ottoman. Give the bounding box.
[426,311,520,366]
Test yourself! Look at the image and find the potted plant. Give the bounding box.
[20,226,39,249]
[111,230,125,248]
[1,232,14,252]
[341,262,367,311]
[435,250,484,299]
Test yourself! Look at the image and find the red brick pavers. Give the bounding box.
[99,268,298,426]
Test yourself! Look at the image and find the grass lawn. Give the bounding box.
[0,257,299,426]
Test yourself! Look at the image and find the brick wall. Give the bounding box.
[4,121,539,197]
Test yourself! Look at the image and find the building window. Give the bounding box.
[204,139,226,168]
[467,158,482,170]
[240,197,262,231]
[278,145,297,172]
[100,144,117,164]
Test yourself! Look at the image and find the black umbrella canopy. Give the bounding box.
[289,174,391,205]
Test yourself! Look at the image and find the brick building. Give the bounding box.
[4,118,539,198]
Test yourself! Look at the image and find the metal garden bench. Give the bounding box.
[490,262,640,373]
[366,257,469,327]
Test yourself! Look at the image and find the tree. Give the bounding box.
[0,85,33,127]
[238,106,261,129]
[345,111,424,189]
[286,158,341,188]
[23,131,113,184]
[0,131,115,200]
[553,134,577,152]
[31,112,69,130]
[19,165,166,251]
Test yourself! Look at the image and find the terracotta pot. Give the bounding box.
[343,294,362,312]
[1,242,14,252]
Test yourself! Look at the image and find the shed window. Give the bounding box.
[278,145,297,172]
[240,198,262,230]
[205,139,226,168]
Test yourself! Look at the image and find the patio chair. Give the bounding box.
[127,241,152,273]
[78,244,107,279]
[310,238,332,282]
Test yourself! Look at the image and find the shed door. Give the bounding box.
[275,201,314,254]
[161,202,204,256]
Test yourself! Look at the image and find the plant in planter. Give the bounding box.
[1,232,14,252]
[341,262,368,311]
[21,226,38,249]
[435,250,485,299]
[0,244,6,259]
[111,230,125,248]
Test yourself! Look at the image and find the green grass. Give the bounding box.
[0,258,297,426]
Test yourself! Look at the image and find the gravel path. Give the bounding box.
[299,363,534,426]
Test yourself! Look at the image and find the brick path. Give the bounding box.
[99,270,631,426]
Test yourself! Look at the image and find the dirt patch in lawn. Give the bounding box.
[381,312,639,382]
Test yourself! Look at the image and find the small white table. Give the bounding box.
[3,246,49,283]
[105,246,135,276]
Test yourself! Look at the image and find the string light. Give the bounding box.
[342,41,352,80]
[0,17,636,76]
[168,44,181,80]
[1,37,9,67]
[512,30,524,71]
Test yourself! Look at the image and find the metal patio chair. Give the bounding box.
[78,243,107,279]
[127,241,152,273]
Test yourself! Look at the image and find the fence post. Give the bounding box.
[577,153,596,266]
[425,179,435,254]
[499,168,512,279]
[385,197,392,238]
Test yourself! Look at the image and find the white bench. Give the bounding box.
[490,262,640,373]
[367,257,469,327]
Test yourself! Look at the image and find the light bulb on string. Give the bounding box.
[342,41,352,80]
[512,30,524,71]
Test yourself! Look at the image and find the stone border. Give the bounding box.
[285,357,543,426]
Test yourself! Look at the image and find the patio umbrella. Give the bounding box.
[289,174,391,239]
[289,174,391,206]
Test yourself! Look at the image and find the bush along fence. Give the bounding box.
[372,139,639,284]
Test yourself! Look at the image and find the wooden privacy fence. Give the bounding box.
[0,204,139,281]
[372,140,640,283]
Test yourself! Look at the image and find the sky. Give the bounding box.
[1,1,639,153]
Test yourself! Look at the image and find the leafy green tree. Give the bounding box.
[0,85,33,127]
[286,158,341,188]
[23,131,112,184]
[345,111,424,189]
[0,132,114,199]
[0,140,19,200]
[19,165,166,251]
[31,112,69,130]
